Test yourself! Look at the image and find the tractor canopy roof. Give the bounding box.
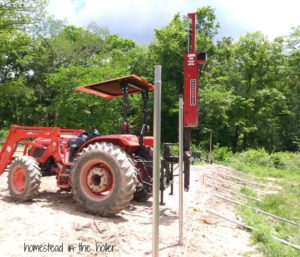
[75,75,154,99]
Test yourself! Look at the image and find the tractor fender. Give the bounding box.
[143,136,153,147]
[77,134,139,156]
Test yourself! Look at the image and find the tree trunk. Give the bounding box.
[232,126,240,153]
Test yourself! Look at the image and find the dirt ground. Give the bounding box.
[0,164,261,257]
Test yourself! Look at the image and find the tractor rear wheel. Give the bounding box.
[7,156,42,201]
[71,142,137,216]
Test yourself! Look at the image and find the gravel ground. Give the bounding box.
[0,164,261,257]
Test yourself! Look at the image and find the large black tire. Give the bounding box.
[7,156,42,201]
[71,142,137,216]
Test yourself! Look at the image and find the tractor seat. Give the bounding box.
[68,128,100,161]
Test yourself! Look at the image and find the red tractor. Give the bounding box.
[0,75,177,216]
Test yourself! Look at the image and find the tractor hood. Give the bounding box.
[75,75,154,99]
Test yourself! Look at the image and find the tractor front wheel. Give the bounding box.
[71,142,137,216]
[8,156,42,201]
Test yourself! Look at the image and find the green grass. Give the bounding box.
[218,149,300,257]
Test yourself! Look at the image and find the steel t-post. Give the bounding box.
[179,96,184,245]
[153,65,161,257]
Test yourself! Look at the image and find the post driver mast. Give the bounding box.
[183,13,207,190]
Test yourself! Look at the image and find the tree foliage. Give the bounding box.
[0,2,299,152]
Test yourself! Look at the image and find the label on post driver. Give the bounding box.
[190,79,196,106]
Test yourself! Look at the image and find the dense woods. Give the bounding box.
[0,0,299,152]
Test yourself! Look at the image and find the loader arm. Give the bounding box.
[0,125,69,176]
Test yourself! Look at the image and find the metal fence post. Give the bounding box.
[153,65,161,257]
[179,95,184,245]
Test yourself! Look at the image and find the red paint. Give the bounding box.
[184,53,199,127]
[78,134,140,154]
[11,165,26,193]
[188,13,197,53]
[183,13,207,128]
[80,161,114,201]
[144,136,153,147]
[0,125,83,177]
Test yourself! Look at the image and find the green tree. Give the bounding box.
[199,32,293,151]
[0,0,47,127]
[43,30,150,133]
[280,26,300,150]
